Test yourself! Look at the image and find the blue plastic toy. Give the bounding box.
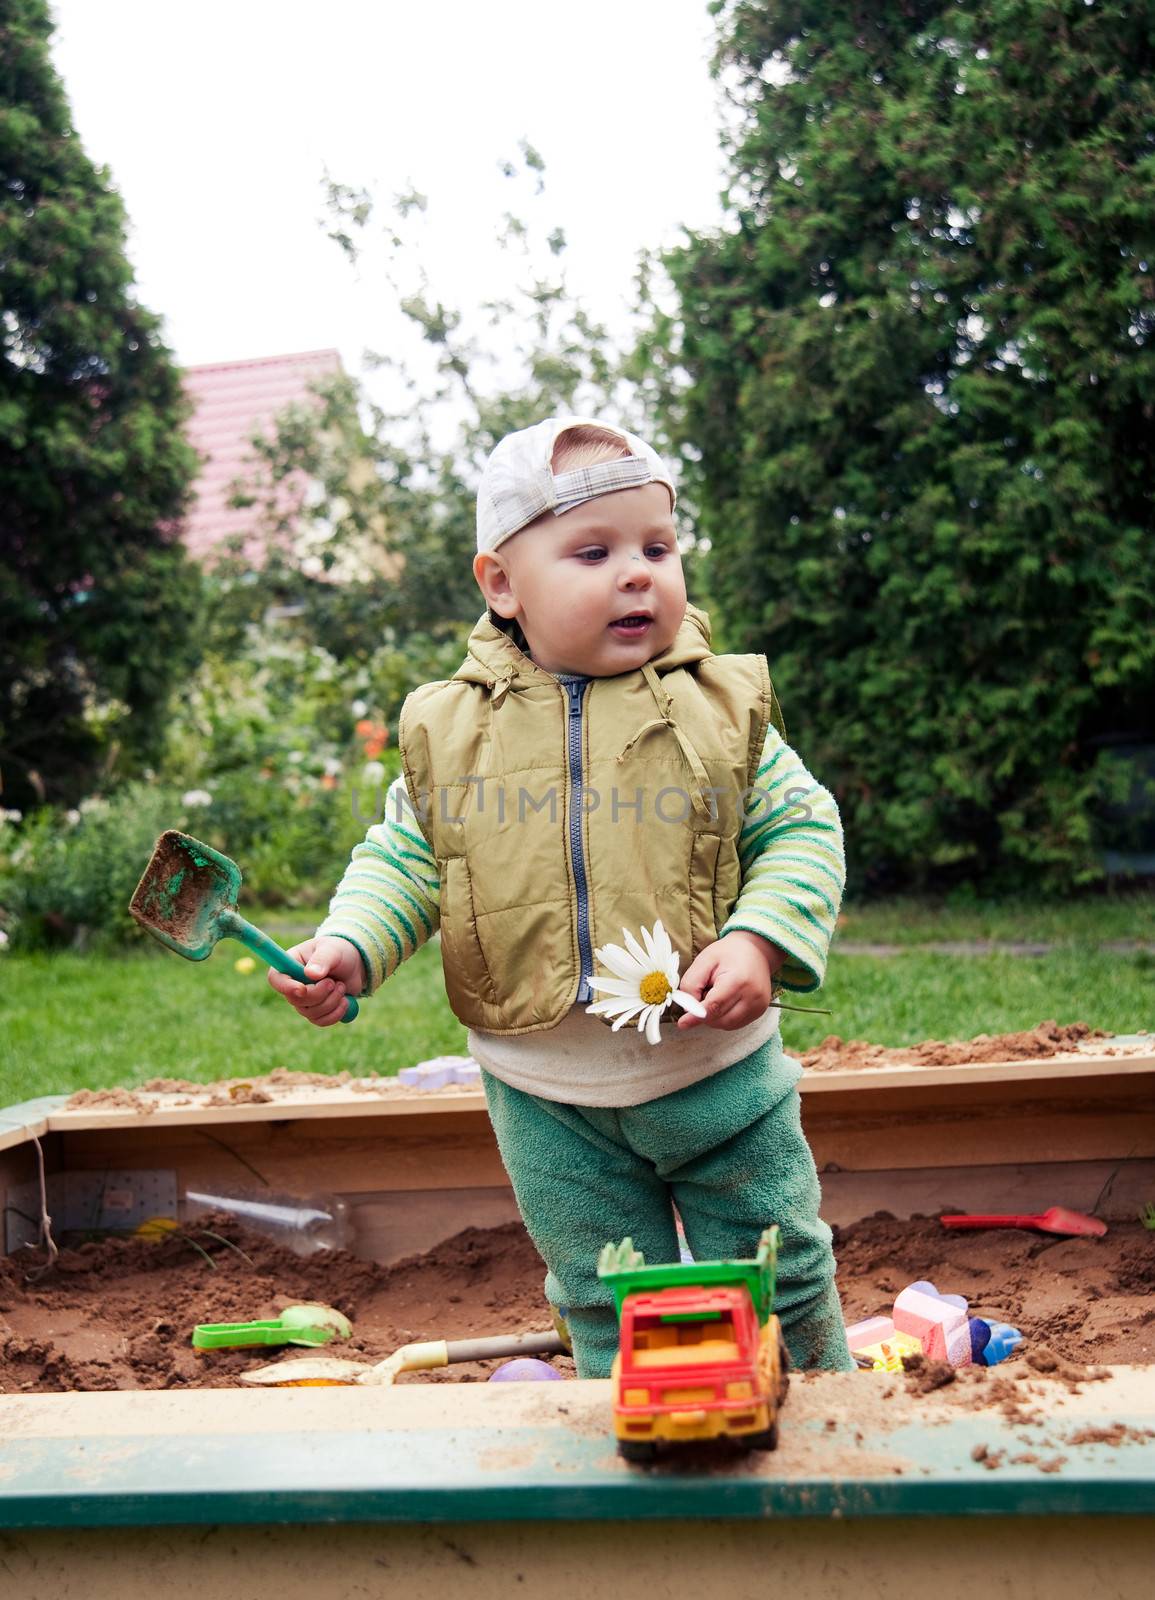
[979,1320,1023,1366]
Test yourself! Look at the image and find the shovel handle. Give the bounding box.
[223,912,359,1022]
[940,1214,1036,1229]
[443,1331,568,1364]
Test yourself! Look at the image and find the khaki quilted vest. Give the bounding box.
[399,604,783,1035]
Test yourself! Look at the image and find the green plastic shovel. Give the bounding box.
[130,830,358,1022]
[193,1303,353,1351]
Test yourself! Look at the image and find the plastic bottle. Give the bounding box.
[181,1188,351,1256]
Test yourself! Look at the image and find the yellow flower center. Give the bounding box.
[638,971,671,1007]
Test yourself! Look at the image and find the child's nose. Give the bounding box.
[618,557,652,589]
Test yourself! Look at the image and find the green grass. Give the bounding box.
[780,946,1154,1054]
[837,890,1155,946]
[0,940,466,1106]
[1,909,1151,1106]
[265,893,1155,949]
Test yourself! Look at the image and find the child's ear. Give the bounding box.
[473,551,519,619]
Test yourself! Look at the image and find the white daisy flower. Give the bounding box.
[585,918,708,1046]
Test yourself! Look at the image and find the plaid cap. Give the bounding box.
[476,415,676,554]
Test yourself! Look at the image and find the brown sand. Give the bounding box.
[834,1213,1155,1365]
[801,1019,1115,1073]
[59,1066,465,1113]
[2,1212,1152,1395]
[0,1218,558,1393]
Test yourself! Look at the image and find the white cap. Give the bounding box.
[476,415,676,554]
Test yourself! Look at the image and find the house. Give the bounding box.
[182,348,342,565]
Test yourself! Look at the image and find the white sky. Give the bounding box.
[48,1,731,385]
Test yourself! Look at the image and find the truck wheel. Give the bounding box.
[743,1421,779,1452]
[618,1439,659,1464]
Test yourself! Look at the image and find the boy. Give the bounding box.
[270,416,853,1377]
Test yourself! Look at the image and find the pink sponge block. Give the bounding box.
[941,1317,975,1367]
[845,1316,896,1352]
[893,1286,971,1364]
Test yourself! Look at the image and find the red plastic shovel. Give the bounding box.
[940,1206,1107,1237]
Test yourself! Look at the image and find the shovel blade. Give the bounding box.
[130,830,243,961]
[1039,1206,1107,1237]
[241,1357,371,1387]
[281,1304,354,1345]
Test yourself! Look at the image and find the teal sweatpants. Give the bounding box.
[481,1035,854,1379]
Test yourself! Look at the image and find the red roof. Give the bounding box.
[182,349,343,562]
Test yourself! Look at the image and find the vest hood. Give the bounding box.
[452,603,715,690]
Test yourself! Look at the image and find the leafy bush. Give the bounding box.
[154,619,465,903]
[0,786,189,948]
[0,766,388,950]
[0,612,471,946]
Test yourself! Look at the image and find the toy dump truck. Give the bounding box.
[597,1226,789,1462]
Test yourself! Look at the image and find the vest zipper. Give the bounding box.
[562,677,595,1003]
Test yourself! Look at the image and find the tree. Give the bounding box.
[0,0,202,809]
[655,0,1155,890]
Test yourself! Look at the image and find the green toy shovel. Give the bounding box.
[130,830,359,1022]
[192,1303,353,1351]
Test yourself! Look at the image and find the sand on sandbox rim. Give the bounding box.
[800,1018,1153,1072]
[52,1022,1152,1119]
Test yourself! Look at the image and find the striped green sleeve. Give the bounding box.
[316,775,441,994]
[718,724,846,992]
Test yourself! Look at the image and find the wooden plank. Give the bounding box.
[802,1071,1155,1172]
[0,1140,39,1196]
[59,1093,1153,1192]
[56,1111,510,1196]
[818,1158,1155,1226]
[1,1056,1151,1219]
[351,1187,523,1263]
[38,1086,490,1132]
[805,1107,1154,1172]
[27,1053,1152,1137]
[1,1368,1153,1528]
[802,1053,1155,1096]
[0,1130,63,1255]
[4,1515,1155,1600]
[0,1096,61,1155]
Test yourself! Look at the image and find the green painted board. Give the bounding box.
[1,1372,1153,1530]
[0,1094,68,1142]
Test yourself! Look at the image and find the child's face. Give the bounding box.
[475,484,687,677]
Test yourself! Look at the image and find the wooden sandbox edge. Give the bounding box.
[1,1049,1150,1140]
[1,1367,1154,1529]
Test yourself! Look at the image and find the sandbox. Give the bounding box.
[2,1025,1154,1597]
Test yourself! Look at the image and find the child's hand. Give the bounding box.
[675,931,784,1031]
[268,936,365,1027]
